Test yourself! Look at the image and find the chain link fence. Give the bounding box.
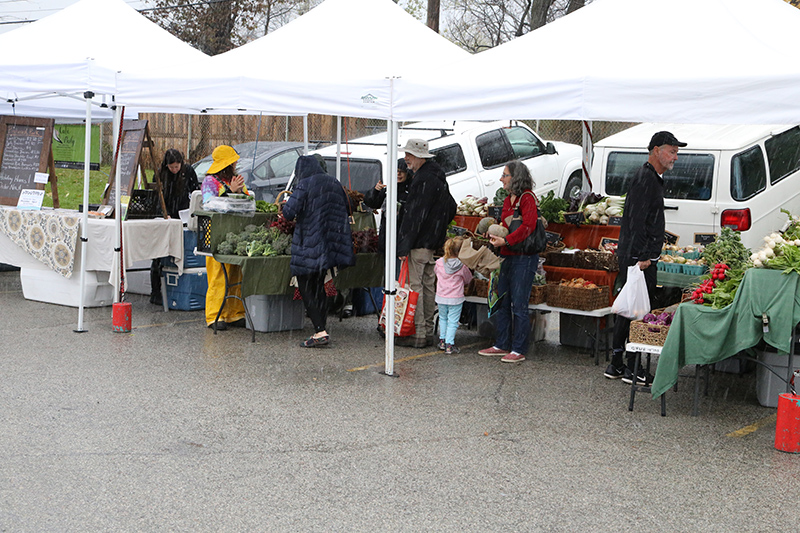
[101,114,637,169]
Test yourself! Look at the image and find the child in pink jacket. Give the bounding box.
[435,237,473,354]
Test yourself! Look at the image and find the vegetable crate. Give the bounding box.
[580,250,619,271]
[545,283,609,311]
[473,279,489,298]
[628,307,671,346]
[197,214,213,254]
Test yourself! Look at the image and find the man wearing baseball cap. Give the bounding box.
[605,130,687,385]
[395,138,457,348]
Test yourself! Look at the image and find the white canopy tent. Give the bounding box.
[116,0,471,375]
[0,0,210,332]
[394,0,800,124]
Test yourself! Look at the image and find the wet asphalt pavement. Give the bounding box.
[0,269,795,531]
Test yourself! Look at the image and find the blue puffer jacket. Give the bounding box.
[282,156,356,277]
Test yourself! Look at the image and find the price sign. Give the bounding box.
[562,211,585,225]
[608,216,623,226]
[545,230,561,245]
[694,233,717,246]
[664,230,679,245]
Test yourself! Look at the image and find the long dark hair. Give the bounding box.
[157,149,186,194]
[505,160,534,196]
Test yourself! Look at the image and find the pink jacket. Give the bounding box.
[435,257,473,305]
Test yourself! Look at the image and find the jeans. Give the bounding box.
[493,254,538,355]
[438,302,463,345]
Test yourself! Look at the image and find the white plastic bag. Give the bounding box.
[611,265,650,320]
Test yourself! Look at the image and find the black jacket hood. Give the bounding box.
[294,155,325,182]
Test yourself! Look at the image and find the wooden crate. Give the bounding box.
[529,284,546,304]
[545,283,609,311]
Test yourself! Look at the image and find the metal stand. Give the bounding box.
[212,261,255,343]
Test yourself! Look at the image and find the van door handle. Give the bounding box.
[664,205,679,210]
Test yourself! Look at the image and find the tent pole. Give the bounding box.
[336,116,342,182]
[114,106,124,303]
[74,91,94,333]
[582,120,593,191]
[383,112,399,377]
[303,116,309,155]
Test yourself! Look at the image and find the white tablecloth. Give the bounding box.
[0,208,183,296]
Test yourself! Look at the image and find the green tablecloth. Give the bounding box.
[652,269,800,398]
[214,253,384,298]
[656,270,703,289]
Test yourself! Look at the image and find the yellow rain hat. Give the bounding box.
[207,145,240,175]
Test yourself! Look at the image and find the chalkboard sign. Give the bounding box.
[562,211,585,225]
[0,116,54,206]
[104,119,148,208]
[487,206,502,221]
[599,237,619,251]
[545,230,561,245]
[608,216,623,226]
[664,230,679,245]
[694,233,717,246]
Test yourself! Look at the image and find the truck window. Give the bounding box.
[765,126,800,185]
[731,145,766,201]
[323,157,382,193]
[504,126,545,159]
[432,144,467,176]
[476,129,513,169]
[606,152,715,200]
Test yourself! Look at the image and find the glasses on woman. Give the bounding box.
[501,173,512,178]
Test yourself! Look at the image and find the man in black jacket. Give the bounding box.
[604,131,686,384]
[396,139,457,348]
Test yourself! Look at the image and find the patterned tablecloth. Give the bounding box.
[0,207,80,277]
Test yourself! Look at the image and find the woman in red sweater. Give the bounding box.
[480,160,539,363]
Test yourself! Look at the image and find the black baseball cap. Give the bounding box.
[648,131,687,150]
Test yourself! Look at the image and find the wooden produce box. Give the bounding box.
[628,307,671,346]
[529,284,546,305]
[545,282,610,311]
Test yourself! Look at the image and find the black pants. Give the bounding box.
[296,271,328,334]
[150,259,162,304]
[612,261,657,368]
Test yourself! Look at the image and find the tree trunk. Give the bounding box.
[567,0,584,14]
[528,0,552,32]
[427,0,440,33]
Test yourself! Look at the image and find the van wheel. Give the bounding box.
[563,173,583,200]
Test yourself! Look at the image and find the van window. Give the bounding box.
[606,152,715,200]
[505,126,545,159]
[432,144,467,176]
[477,129,513,169]
[323,157,382,193]
[731,145,766,201]
[765,126,800,185]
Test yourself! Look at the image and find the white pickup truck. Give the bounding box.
[304,120,584,203]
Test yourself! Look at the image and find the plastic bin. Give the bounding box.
[353,287,384,316]
[757,352,800,408]
[681,264,707,276]
[164,267,207,311]
[245,294,304,332]
[662,263,683,274]
[20,267,113,307]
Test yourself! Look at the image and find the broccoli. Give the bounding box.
[235,241,250,256]
[247,241,267,257]
[217,240,235,255]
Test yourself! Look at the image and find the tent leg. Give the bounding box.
[74,91,93,333]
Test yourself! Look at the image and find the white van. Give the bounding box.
[591,123,800,250]
[301,120,583,203]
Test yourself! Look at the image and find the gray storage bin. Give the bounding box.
[756,352,800,408]
[245,294,304,332]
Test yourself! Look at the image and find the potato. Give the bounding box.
[487,224,509,238]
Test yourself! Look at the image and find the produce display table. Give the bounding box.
[626,343,667,416]
[213,253,384,298]
[465,295,612,365]
[652,269,800,399]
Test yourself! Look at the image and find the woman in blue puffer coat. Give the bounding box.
[282,156,356,347]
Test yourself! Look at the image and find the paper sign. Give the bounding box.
[34,172,49,184]
[16,189,45,210]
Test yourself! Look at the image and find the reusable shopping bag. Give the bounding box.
[378,259,418,337]
[611,265,650,320]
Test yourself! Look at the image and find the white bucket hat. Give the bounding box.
[399,138,434,158]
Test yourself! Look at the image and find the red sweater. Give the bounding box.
[500,190,538,256]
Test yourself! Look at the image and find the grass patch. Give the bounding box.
[44,166,113,210]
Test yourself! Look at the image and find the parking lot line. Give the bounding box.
[726,413,778,438]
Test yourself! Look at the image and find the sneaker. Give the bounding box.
[395,336,428,348]
[478,346,510,357]
[603,364,626,380]
[622,367,653,386]
[437,339,446,351]
[300,335,330,348]
[445,344,460,355]
[501,351,525,363]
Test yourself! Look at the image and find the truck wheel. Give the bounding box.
[563,173,583,200]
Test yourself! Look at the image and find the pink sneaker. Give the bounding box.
[478,346,510,357]
[501,352,525,363]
